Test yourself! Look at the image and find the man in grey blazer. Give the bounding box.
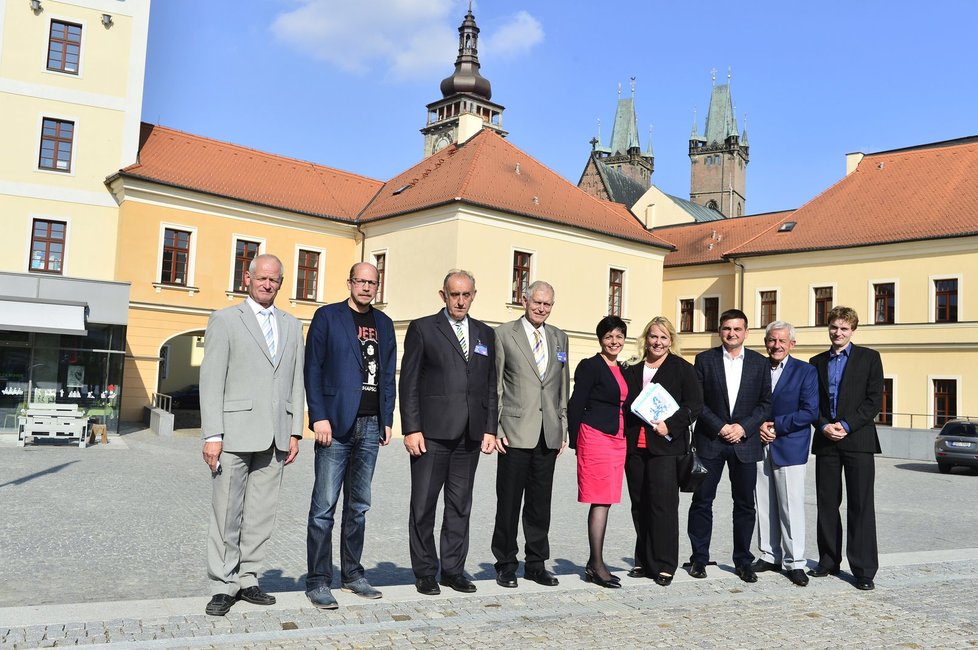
[491,281,569,588]
[200,254,305,616]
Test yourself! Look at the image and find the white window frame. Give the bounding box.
[371,249,388,305]
[156,222,198,288]
[808,282,837,327]
[42,15,88,78]
[293,244,326,303]
[866,278,899,325]
[227,235,266,293]
[929,274,963,324]
[35,112,80,176]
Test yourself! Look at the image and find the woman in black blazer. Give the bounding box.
[568,316,628,588]
[622,316,703,586]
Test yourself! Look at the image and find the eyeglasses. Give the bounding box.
[349,278,379,288]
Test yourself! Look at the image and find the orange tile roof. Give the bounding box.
[657,211,793,267]
[728,136,978,256]
[358,130,673,248]
[116,124,384,221]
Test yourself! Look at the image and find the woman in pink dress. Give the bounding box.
[567,316,628,588]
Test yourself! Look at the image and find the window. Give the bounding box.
[47,20,82,74]
[814,286,833,326]
[679,299,694,333]
[760,290,777,327]
[934,379,957,428]
[511,251,531,304]
[874,283,895,324]
[703,297,719,332]
[707,199,719,211]
[39,118,74,172]
[30,219,66,274]
[295,249,319,301]
[161,228,191,285]
[876,378,893,426]
[608,268,624,317]
[233,239,260,292]
[374,253,386,303]
[935,279,958,323]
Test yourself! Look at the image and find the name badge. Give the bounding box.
[474,343,489,356]
[556,351,568,363]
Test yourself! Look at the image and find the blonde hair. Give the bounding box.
[625,316,679,366]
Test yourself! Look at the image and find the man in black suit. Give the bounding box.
[808,306,883,591]
[688,309,771,582]
[399,269,498,596]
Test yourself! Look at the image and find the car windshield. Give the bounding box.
[941,423,978,438]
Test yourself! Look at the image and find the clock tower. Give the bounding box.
[421,5,506,157]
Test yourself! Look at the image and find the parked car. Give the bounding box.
[169,384,200,410]
[934,419,978,474]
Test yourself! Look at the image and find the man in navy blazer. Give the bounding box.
[808,306,883,591]
[688,309,771,582]
[399,270,498,596]
[751,321,818,587]
[304,262,396,609]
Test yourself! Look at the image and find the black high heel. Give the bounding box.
[585,564,621,589]
[652,573,673,586]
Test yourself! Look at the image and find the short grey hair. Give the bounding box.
[248,253,284,279]
[524,280,555,302]
[764,320,796,341]
[442,269,476,291]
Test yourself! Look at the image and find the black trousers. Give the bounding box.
[625,450,680,575]
[814,449,878,579]
[687,445,757,567]
[490,430,558,572]
[408,436,482,578]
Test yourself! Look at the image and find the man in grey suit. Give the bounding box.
[200,254,305,616]
[491,281,569,588]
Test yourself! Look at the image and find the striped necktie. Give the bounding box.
[533,329,546,378]
[260,309,276,363]
[453,320,468,360]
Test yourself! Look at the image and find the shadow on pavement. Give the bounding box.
[0,460,78,488]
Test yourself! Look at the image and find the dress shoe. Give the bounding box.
[341,577,382,599]
[440,573,477,593]
[855,577,875,591]
[306,586,338,610]
[415,575,441,596]
[584,564,621,589]
[238,586,276,605]
[735,564,758,583]
[627,566,647,578]
[750,559,781,573]
[688,562,708,579]
[807,564,840,578]
[652,573,673,587]
[524,568,559,586]
[204,593,235,616]
[495,568,518,588]
[787,569,809,587]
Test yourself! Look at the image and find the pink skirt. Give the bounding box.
[577,422,626,504]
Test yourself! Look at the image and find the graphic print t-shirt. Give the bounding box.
[352,307,379,417]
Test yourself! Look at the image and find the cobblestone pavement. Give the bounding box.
[1,427,977,648]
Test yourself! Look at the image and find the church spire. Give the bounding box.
[439,5,491,100]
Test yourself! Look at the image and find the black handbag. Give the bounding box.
[678,423,709,493]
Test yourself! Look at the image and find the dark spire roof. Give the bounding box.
[439,7,492,100]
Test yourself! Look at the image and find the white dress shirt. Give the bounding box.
[722,346,745,412]
[520,317,548,376]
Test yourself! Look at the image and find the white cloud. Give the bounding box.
[481,11,544,61]
[271,1,543,80]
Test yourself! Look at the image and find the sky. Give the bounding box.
[142,0,978,216]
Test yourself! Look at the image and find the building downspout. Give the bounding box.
[731,257,745,311]
[356,223,366,262]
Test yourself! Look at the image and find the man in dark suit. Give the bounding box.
[752,321,818,587]
[808,306,883,591]
[399,269,498,595]
[688,309,771,582]
[200,254,304,616]
[303,262,396,609]
[491,280,569,589]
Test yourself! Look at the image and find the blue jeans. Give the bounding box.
[306,415,381,590]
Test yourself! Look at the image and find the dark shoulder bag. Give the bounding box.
[678,421,708,493]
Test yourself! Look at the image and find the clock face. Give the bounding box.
[433,134,452,153]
